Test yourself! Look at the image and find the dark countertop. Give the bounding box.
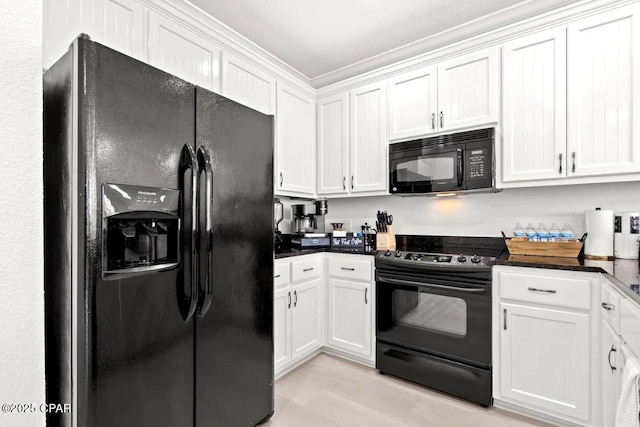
[275,248,375,259]
[275,248,330,259]
[274,233,640,306]
[495,253,640,305]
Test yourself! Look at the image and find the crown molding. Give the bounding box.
[138,0,315,96]
[314,0,634,94]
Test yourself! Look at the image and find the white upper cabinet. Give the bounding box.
[221,51,276,115]
[350,81,388,193]
[148,11,221,92]
[87,0,145,62]
[388,65,438,140]
[437,47,500,131]
[387,48,499,141]
[276,83,316,197]
[43,0,83,68]
[567,4,640,177]
[317,93,349,195]
[502,28,567,182]
[318,82,388,196]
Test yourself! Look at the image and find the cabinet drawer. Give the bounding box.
[601,282,621,333]
[274,261,291,289]
[498,272,591,310]
[291,257,322,282]
[328,257,371,282]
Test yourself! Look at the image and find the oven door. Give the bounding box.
[389,144,463,194]
[376,270,491,366]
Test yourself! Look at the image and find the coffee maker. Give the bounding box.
[291,199,328,235]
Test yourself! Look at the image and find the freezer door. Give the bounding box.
[44,36,196,427]
[195,87,275,427]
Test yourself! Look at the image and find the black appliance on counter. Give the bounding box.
[389,127,497,195]
[44,35,274,427]
[375,243,500,407]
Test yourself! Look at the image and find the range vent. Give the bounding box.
[390,127,494,152]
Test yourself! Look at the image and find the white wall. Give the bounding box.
[0,1,45,426]
[318,182,640,238]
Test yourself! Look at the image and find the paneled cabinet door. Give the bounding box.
[291,278,322,361]
[276,84,316,196]
[437,47,499,131]
[567,4,640,177]
[43,0,82,69]
[221,51,276,115]
[500,303,590,421]
[350,82,388,193]
[274,287,292,372]
[87,0,145,62]
[601,320,622,427]
[388,65,438,140]
[317,93,349,195]
[327,278,372,357]
[502,28,567,182]
[148,11,221,92]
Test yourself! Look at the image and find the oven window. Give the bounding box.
[392,290,467,337]
[396,156,454,183]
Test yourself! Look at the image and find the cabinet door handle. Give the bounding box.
[303,267,314,272]
[571,152,576,173]
[351,175,354,190]
[439,111,444,128]
[365,288,368,304]
[293,290,297,307]
[431,113,435,130]
[503,308,507,330]
[608,344,617,373]
[279,172,283,187]
[274,274,281,279]
[558,153,563,174]
[287,291,291,309]
[601,302,616,311]
[343,176,346,190]
[341,267,355,271]
[528,287,557,294]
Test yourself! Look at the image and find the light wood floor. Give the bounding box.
[264,354,555,427]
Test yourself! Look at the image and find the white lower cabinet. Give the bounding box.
[291,278,322,360]
[500,302,590,420]
[326,255,373,358]
[493,267,598,426]
[274,255,323,375]
[274,253,375,375]
[601,319,622,427]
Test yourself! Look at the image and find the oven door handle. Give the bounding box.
[377,275,486,294]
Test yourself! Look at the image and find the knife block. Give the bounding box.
[376,225,396,251]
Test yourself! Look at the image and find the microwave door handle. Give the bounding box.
[456,148,463,188]
[197,146,214,317]
[179,144,198,322]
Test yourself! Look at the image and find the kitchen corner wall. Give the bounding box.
[0,1,45,426]
[320,181,640,237]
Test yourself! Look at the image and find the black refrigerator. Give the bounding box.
[44,35,274,427]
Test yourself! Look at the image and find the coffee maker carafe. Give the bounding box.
[291,199,329,235]
[292,203,316,234]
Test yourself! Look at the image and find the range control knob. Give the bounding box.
[394,250,403,258]
[470,255,482,264]
[384,249,392,257]
[457,254,467,263]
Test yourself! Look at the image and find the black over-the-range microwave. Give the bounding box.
[389,127,498,195]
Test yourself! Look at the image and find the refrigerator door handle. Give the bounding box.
[179,144,199,322]
[197,146,214,317]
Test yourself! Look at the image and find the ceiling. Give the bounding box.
[190,0,584,87]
